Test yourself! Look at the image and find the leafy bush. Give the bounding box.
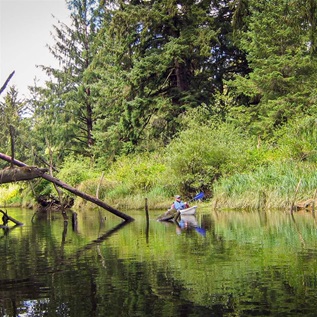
[273,116,317,162]
[0,184,21,205]
[163,117,264,194]
[57,156,99,187]
[105,153,166,194]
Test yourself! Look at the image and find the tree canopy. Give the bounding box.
[1,0,317,200]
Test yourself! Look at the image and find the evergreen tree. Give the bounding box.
[30,0,103,160]
[228,0,317,138]
[0,87,31,164]
[90,0,248,161]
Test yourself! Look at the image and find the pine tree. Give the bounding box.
[30,0,103,159]
[228,0,317,137]
[90,0,248,160]
[0,87,31,163]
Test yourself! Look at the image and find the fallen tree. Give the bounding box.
[0,153,134,222]
[0,166,48,183]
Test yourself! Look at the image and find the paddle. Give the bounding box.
[195,227,206,237]
[189,192,204,203]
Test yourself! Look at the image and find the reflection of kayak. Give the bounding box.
[179,206,197,215]
[178,214,206,236]
[179,215,198,227]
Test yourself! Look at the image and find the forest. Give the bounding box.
[1,0,317,212]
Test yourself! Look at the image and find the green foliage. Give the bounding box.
[57,156,99,187]
[27,0,103,162]
[0,184,21,205]
[163,109,267,194]
[0,86,31,161]
[273,116,317,162]
[213,159,317,209]
[228,0,317,138]
[105,153,166,195]
[88,0,245,156]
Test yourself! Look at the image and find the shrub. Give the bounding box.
[57,156,99,187]
[163,119,263,195]
[273,116,317,162]
[0,184,21,205]
[105,153,166,194]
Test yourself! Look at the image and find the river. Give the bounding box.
[1,206,317,316]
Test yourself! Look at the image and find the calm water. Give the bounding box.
[1,207,317,316]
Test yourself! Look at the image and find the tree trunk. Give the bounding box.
[0,153,134,222]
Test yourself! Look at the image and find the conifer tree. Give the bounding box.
[0,87,30,163]
[90,0,247,160]
[228,0,317,137]
[31,0,103,159]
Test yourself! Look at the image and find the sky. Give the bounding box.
[0,0,70,99]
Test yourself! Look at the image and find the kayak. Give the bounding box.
[179,206,197,215]
[157,205,197,222]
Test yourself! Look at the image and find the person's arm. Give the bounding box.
[174,201,182,210]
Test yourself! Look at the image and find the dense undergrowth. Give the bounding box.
[1,112,317,212]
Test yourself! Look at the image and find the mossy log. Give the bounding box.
[0,166,48,184]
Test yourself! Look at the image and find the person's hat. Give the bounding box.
[175,195,181,199]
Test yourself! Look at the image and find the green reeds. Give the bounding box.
[212,160,317,210]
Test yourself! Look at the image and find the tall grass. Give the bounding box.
[212,160,317,210]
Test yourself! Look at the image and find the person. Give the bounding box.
[172,195,189,210]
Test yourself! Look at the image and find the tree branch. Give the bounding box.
[0,71,15,95]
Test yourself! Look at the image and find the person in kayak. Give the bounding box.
[172,195,189,210]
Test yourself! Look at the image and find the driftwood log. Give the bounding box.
[0,153,134,222]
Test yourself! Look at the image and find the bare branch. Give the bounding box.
[0,71,15,95]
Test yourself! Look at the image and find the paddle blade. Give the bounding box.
[192,192,204,201]
[195,227,206,237]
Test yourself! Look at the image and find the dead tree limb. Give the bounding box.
[46,139,67,219]
[0,71,15,95]
[9,125,15,168]
[0,153,134,222]
[0,209,23,226]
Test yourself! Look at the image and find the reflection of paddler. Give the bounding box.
[180,215,198,227]
[177,215,206,237]
[195,227,206,237]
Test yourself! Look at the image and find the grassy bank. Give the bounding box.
[2,115,317,212]
[212,160,317,211]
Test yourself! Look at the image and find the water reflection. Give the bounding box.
[1,207,317,316]
[175,215,206,237]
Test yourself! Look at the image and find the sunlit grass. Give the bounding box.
[212,160,317,210]
[0,184,22,206]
